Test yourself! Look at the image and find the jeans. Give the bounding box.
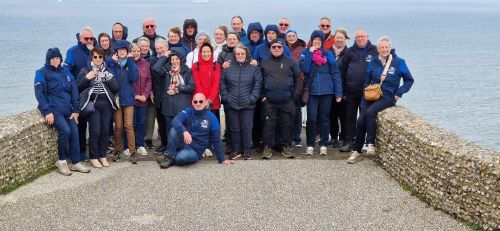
[87,98,113,159]
[225,108,254,154]
[353,98,395,152]
[54,114,81,164]
[134,105,147,147]
[293,102,302,144]
[262,100,296,147]
[114,106,136,153]
[77,115,88,160]
[306,94,333,147]
[330,98,346,141]
[344,90,363,142]
[144,99,156,141]
[165,127,199,166]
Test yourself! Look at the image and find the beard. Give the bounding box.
[86,44,94,50]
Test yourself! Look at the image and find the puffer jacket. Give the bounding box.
[76,61,120,111]
[159,64,195,117]
[220,59,262,110]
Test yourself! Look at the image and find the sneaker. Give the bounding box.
[229,152,241,160]
[366,144,376,156]
[261,147,273,159]
[203,149,213,157]
[154,145,166,154]
[330,139,342,148]
[347,151,363,164]
[145,139,153,149]
[70,162,91,173]
[123,149,131,156]
[306,147,314,156]
[156,155,167,164]
[243,152,252,160]
[320,146,327,155]
[137,147,148,156]
[89,159,102,168]
[55,161,72,176]
[159,157,175,169]
[130,152,138,164]
[281,146,295,158]
[339,142,353,152]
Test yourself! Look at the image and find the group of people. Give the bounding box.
[34,16,414,176]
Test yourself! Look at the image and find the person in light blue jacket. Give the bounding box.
[348,36,414,164]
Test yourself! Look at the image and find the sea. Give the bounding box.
[0,0,499,151]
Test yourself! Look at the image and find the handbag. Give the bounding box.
[81,94,97,117]
[301,64,321,106]
[364,54,392,101]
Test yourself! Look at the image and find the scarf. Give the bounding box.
[118,58,128,68]
[332,45,345,58]
[312,50,327,65]
[167,65,185,95]
[91,62,113,83]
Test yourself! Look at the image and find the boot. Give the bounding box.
[112,151,121,162]
[339,141,353,152]
[130,152,138,164]
[159,157,175,169]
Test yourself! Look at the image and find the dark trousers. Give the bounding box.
[306,95,333,147]
[262,100,296,148]
[87,98,113,159]
[344,90,363,142]
[211,109,220,123]
[163,115,174,145]
[156,107,167,146]
[293,103,302,144]
[329,99,346,141]
[77,116,87,160]
[353,98,395,152]
[165,127,199,166]
[252,100,264,147]
[226,108,254,154]
[54,114,81,164]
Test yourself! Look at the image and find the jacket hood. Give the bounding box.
[183,18,198,40]
[197,43,214,65]
[310,30,325,43]
[111,22,128,41]
[264,24,280,41]
[247,22,264,41]
[45,47,63,65]
[112,40,131,52]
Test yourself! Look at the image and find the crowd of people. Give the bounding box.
[34,16,414,175]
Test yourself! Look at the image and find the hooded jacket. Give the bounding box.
[237,29,249,45]
[341,40,378,92]
[107,40,139,107]
[363,50,414,104]
[160,64,195,117]
[260,52,302,104]
[192,48,221,110]
[133,57,152,107]
[110,22,129,46]
[220,58,262,110]
[171,107,225,163]
[253,24,291,63]
[299,30,342,97]
[65,33,94,78]
[287,38,306,64]
[35,48,80,116]
[181,19,198,52]
[76,61,120,112]
[244,22,264,56]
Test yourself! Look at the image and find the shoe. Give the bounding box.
[99,158,109,167]
[155,145,166,154]
[229,152,241,160]
[123,149,130,156]
[340,142,353,152]
[137,147,148,156]
[89,159,102,168]
[203,149,213,157]
[156,155,167,164]
[294,143,303,147]
[130,152,138,164]
[281,146,295,158]
[243,152,252,160]
[145,139,153,149]
[70,162,91,173]
[261,147,273,159]
[306,147,314,156]
[347,151,364,164]
[330,139,342,148]
[366,144,376,156]
[320,146,328,155]
[112,151,121,162]
[315,135,321,143]
[159,157,175,169]
[55,161,72,176]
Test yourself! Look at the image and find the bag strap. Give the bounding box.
[380,54,393,84]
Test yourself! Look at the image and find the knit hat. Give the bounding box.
[310,30,325,43]
[285,29,297,36]
[268,39,284,48]
[45,47,63,63]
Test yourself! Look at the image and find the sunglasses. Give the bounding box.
[279,23,289,27]
[271,45,283,49]
[84,37,94,41]
[93,55,103,59]
[145,25,155,29]
[320,24,331,28]
[193,100,204,104]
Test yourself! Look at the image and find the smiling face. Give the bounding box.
[234,47,246,63]
[143,19,156,37]
[377,40,391,58]
[112,24,124,40]
[139,40,150,55]
[50,57,61,68]
[312,37,322,49]
[155,42,167,56]
[355,29,368,48]
[286,32,297,44]
[99,36,110,49]
[227,34,239,48]
[196,35,208,48]
[192,93,207,111]
[201,46,212,61]
[266,31,277,42]
[278,18,290,34]
[92,52,104,66]
[117,48,128,59]
[334,32,346,47]
[186,26,196,36]
[231,17,243,32]
[170,55,180,68]
[319,18,331,34]
[214,28,226,44]
[168,31,180,44]
[80,30,94,45]
[131,48,141,61]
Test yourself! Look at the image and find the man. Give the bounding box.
[253,24,291,63]
[110,22,129,47]
[65,26,96,161]
[277,17,291,42]
[318,17,335,51]
[260,40,302,159]
[231,16,249,45]
[339,28,378,152]
[181,18,198,52]
[245,22,264,56]
[133,18,165,57]
[159,93,236,168]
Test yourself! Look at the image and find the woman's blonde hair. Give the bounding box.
[334,28,350,40]
[129,43,140,52]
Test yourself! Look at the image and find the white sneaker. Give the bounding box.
[137,147,148,156]
[347,151,363,164]
[55,161,72,176]
[366,144,376,156]
[306,147,314,156]
[123,149,130,156]
[320,146,327,155]
[203,149,213,157]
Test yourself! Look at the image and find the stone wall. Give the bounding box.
[0,109,57,192]
[377,106,499,230]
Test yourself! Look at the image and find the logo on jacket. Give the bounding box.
[388,67,395,75]
[365,55,373,62]
[201,120,208,128]
[66,75,71,82]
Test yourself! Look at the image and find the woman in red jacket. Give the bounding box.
[192,43,221,122]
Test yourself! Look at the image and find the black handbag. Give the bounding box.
[301,64,320,106]
[81,95,97,117]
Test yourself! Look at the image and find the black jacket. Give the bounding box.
[260,54,302,104]
[340,41,378,93]
[76,62,120,112]
[220,59,262,110]
[154,62,194,117]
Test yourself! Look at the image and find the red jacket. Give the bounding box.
[133,57,152,107]
[323,33,335,51]
[191,49,221,110]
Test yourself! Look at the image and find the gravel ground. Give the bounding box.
[0,156,467,231]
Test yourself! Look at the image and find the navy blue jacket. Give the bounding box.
[364,51,414,104]
[172,108,225,163]
[108,57,139,107]
[157,64,195,117]
[244,22,264,56]
[76,61,121,111]
[237,29,249,45]
[260,54,302,104]
[300,48,342,97]
[341,41,378,92]
[253,25,291,63]
[65,34,92,78]
[220,59,262,110]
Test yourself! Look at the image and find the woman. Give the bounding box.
[185,31,210,68]
[329,28,350,148]
[108,40,139,163]
[347,36,414,164]
[98,33,112,59]
[192,43,221,121]
[220,44,262,160]
[167,27,190,61]
[77,47,120,168]
[211,25,227,60]
[136,37,152,62]
[34,47,90,175]
[300,30,342,156]
[217,32,240,69]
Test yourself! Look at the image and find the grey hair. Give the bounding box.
[155,38,168,48]
[80,26,93,35]
[377,36,392,47]
[233,43,251,60]
[320,17,331,23]
[137,37,150,45]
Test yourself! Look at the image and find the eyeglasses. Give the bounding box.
[279,23,289,27]
[84,37,94,41]
[271,45,283,49]
[320,24,331,28]
[145,25,155,29]
[192,100,204,104]
[93,55,103,59]
[235,52,246,56]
